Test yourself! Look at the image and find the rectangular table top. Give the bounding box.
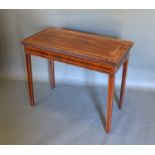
[21,27,133,66]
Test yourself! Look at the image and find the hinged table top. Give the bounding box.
[21,27,133,66]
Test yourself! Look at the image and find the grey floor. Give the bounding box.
[0,78,155,144]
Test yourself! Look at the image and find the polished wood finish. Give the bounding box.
[25,54,35,107]
[21,27,133,133]
[21,27,133,70]
[48,60,55,89]
[119,60,129,109]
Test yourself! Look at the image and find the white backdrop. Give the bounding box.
[0,10,155,88]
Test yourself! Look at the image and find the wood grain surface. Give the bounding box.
[21,27,133,67]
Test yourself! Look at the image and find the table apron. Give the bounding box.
[24,46,115,74]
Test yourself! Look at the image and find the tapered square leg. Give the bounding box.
[25,54,35,106]
[48,59,55,89]
[119,60,128,109]
[106,74,115,133]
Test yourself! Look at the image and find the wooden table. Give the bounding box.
[21,27,133,133]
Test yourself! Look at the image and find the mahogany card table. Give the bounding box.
[21,27,133,133]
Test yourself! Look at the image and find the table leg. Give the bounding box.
[106,74,115,133]
[119,60,128,109]
[48,59,55,89]
[25,54,35,106]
